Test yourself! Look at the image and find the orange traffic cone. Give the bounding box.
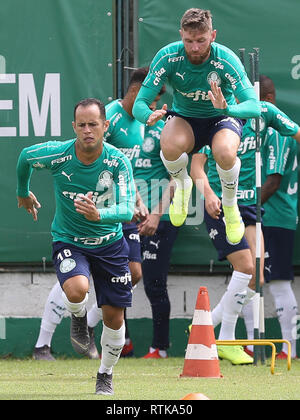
[181,286,222,378]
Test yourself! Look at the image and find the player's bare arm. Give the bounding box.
[132,188,149,223]
[292,127,300,144]
[17,191,41,221]
[74,192,100,221]
[261,174,282,204]
[138,179,175,236]
[191,153,221,219]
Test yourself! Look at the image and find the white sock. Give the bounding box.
[269,281,298,358]
[212,302,223,327]
[212,279,253,330]
[242,288,256,352]
[35,282,66,348]
[159,350,167,358]
[218,271,251,340]
[160,151,192,190]
[216,158,241,207]
[99,322,125,375]
[87,303,102,328]
[148,347,167,358]
[61,292,88,318]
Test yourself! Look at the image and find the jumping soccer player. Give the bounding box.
[17,98,136,396]
[133,7,261,245]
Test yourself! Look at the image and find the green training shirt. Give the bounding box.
[16,139,136,248]
[199,101,299,206]
[134,120,171,220]
[105,100,171,219]
[261,128,298,230]
[104,99,145,171]
[133,41,260,123]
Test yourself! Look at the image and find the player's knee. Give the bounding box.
[102,306,124,330]
[63,275,89,301]
[216,152,236,170]
[65,289,87,303]
[233,260,253,276]
[63,278,89,303]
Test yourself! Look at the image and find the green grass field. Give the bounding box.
[0,357,300,400]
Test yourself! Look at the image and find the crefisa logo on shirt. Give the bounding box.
[207,71,221,86]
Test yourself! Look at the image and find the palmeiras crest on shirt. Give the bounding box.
[207,71,221,86]
[142,137,155,153]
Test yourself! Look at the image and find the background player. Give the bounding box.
[191,74,300,363]
[88,74,179,359]
[243,75,299,359]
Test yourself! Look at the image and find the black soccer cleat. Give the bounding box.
[86,327,100,359]
[70,312,90,355]
[95,372,114,395]
[33,345,56,361]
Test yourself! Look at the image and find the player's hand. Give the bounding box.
[74,192,100,221]
[138,214,160,236]
[205,192,221,219]
[208,81,227,110]
[131,196,149,224]
[17,191,41,221]
[146,104,167,126]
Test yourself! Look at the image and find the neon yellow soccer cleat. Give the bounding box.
[169,180,193,227]
[217,345,253,365]
[223,204,245,245]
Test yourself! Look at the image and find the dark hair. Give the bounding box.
[73,98,106,121]
[128,67,149,87]
[259,75,275,101]
[180,8,213,31]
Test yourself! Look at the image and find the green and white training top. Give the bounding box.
[105,99,171,219]
[133,41,260,123]
[261,128,298,230]
[134,120,171,220]
[199,101,299,207]
[16,139,136,248]
[104,99,145,170]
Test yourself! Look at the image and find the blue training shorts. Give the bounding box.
[263,226,295,282]
[122,222,142,263]
[204,204,258,261]
[52,237,132,308]
[166,110,244,153]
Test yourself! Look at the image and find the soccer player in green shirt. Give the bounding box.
[17,98,136,396]
[244,75,299,359]
[133,8,261,246]
[191,75,300,364]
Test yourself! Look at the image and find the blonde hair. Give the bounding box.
[180,8,213,32]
